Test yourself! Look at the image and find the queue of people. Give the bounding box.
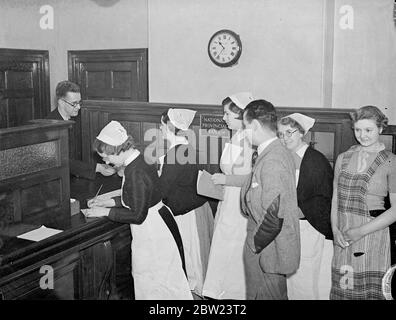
[57,79,395,300]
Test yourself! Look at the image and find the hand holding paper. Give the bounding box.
[211,173,226,185]
[197,170,224,201]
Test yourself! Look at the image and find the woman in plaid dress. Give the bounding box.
[330,106,396,300]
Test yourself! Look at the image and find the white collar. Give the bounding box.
[123,149,140,167]
[357,142,385,153]
[257,137,278,155]
[168,136,188,150]
[295,143,309,159]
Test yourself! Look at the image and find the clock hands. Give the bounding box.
[216,47,225,58]
[209,30,241,66]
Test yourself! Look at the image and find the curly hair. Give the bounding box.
[350,105,388,130]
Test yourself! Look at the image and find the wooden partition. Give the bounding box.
[0,120,72,229]
[81,100,227,173]
[81,100,359,169]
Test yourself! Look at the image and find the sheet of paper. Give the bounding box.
[17,225,63,242]
[197,170,224,201]
[96,189,121,200]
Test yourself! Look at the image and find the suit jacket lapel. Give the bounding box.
[252,139,281,170]
[242,139,281,217]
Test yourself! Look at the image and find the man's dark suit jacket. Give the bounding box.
[46,108,96,180]
[297,146,334,240]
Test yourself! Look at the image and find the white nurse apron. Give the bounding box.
[158,142,205,296]
[286,148,333,300]
[203,130,252,300]
[121,168,192,300]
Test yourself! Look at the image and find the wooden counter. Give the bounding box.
[0,173,132,300]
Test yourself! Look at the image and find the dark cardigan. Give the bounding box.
[109,154,162,224]
[297,146,334,240]
[160,144,208,216]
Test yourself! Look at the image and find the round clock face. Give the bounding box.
[208,29,242,67]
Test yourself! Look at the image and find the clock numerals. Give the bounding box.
[208,30,242,67]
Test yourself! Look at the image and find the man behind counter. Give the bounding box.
[47,80,117,179]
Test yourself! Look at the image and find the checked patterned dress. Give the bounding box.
[330,147,391,300]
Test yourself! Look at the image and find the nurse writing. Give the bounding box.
[84,120,192,300]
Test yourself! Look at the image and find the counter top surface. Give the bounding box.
[0,173,123,273]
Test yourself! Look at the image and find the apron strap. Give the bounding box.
[158,205,188,278]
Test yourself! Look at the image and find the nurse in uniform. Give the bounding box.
[84,121,192,300]
[158,108,214,298]
[278,113,334,300]
[203,92,254,300]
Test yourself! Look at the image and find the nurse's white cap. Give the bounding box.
[282,113,315,134]
[168,108,196,130]
[96,120,128,146]
[228,92,254,110]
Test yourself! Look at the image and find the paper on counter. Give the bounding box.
[96,189,122,200]
[17,225,63,242]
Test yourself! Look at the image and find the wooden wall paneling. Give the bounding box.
[0,49,50,128]
[68,49,148,102]
[68,49,148,160]
[81,101,356,175]
[382,125,396,154]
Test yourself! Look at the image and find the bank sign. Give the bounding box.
[200,114,229,138]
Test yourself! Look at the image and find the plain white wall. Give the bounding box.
[148,0,326,108]
[333,0,396,123]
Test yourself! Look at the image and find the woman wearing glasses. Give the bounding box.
[202,92,254,300]
[277,113,334,300]
[330,106,396,300]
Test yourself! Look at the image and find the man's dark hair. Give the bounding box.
[244,99,277,132]
[55,80,80,100]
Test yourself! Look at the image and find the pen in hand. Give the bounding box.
[94,184,103,200]
[87,184,103,209]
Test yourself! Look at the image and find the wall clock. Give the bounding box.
[208,29,242,68]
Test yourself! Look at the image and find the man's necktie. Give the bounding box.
[251,150,258,167]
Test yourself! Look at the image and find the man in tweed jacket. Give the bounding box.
[241,100,301,299]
